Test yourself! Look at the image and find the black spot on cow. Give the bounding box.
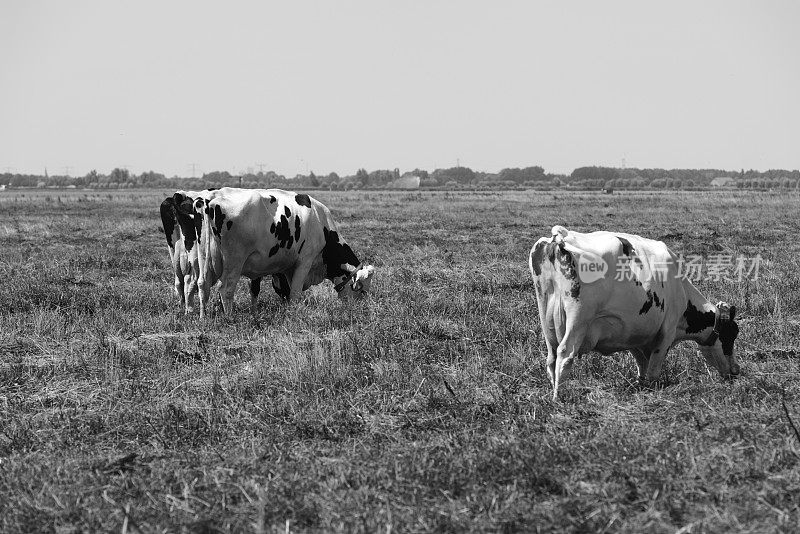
[212,205,227,238]
[295,193,312,208]
[555,244,580,299]
[167,194,201,252]
[193,213,202,240]
[269,195,276,204]
[298,239,305,253]
[322,227,360,279]
[653,291,664,311]
[639,290,655,315]
[284,206,291,218]
[270,213,294,251]
[683,301,716,333]
[208,187,218,191]
[294,216,301,241]
[531,240,578,297]
[269,244,280,257]
[159,197,177,249]
[226,220,233,231]
[617,236,634,256]
[529,241,548,276]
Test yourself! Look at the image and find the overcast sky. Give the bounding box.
[1,1,798,178]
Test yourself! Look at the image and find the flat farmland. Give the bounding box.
[0,189,799,533]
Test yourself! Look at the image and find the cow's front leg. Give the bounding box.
[249,277,262,314]
[218,273,239,315]
[630,349,651,385]
[644,327,677,385]
[288,262,313,302]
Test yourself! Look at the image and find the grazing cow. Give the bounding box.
[529,225,740,400]
[192,188,376,318]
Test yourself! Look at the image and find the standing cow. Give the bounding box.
[191,188,376,318]
[530,225,740,400]
[160,189,216,313]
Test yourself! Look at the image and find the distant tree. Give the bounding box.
[368,169,395,187]
[410,168,429,181]
[496,166,546,183]
[202,171,233,185]
[570,166,620,184]
[432,166,475,185]
[110,168,130,183]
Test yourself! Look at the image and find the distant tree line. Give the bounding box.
[1,166,799,191]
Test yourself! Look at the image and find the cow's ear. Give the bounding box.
[729,305,736,322]
[173,193,185,204]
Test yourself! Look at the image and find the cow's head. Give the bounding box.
[698,302,740,379]
[333,264,376,300]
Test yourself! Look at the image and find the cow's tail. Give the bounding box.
[196,199,219,316]
[159,197,178,250]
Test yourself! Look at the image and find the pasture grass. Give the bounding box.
[0,189,798,532]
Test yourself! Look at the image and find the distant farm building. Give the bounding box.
[710,177,736,188]
[0,184,6,191]
[389,174,420,189]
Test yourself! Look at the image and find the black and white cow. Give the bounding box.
[529,225,740,400]
[160,189,214,313]
[192,188,376,318]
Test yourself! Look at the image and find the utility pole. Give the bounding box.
[63,166,72,177]
[188,163,199,178]
[256,162,266,174]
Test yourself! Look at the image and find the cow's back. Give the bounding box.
[531,229,687,352]
[205,189,330,280]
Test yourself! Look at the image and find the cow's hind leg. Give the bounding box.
[542,322,559,390]
[174,273,186,310]
[184,273,199,314]
[553,325,587,401]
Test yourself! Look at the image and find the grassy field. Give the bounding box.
[1,188,798,533]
